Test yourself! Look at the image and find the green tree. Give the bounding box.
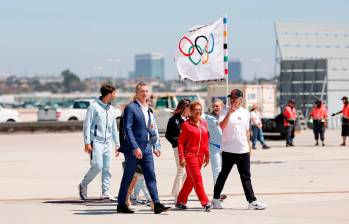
[61,69,85,92]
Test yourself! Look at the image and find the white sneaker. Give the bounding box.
[78,184,87,200]
[212,198,223,209]
[100,192,117,201]
[248,200,268,210]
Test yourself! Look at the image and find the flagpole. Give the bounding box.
[224,14,229,106]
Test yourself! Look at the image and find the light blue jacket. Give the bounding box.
[205,114,222,151]
[83,98,120,147]
[149,110,161,150]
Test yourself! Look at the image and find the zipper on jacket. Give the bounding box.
[104,108,108,143]
[197,121,201,156]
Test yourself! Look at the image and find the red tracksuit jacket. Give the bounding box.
[177,119,210,161]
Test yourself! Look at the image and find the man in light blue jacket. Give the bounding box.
[78,83,120,201]
[205,98,227,200]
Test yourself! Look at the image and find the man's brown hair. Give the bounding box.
[100,83,116,97]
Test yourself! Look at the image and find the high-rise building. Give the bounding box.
[133,53,164,80]
[228,59,242,83]
[275,22,349,128]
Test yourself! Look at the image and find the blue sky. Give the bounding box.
[1,0,349,80]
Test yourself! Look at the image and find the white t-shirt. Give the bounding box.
[250,111,261,126]
[219,107,250,154]
[136,99,149,126]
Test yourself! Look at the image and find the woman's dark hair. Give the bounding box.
[174,99,191,114]
[100,83,116,98]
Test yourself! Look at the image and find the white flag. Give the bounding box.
[175,17,228,82]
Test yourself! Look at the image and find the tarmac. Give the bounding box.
[0,129,348,224]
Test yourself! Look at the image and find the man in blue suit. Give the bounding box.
[117,82,171,214]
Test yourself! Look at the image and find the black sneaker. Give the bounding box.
[175,203,187,209]
[262,145,270,149]
[154,202,171,214]
[315,142,319,146]
[322,142,325,146]
[78,184,87,200]
[204,203,212,212]
[219,194,227,201]
[252,145,257,150]
[289,143,295,147]
[117,204,134,213]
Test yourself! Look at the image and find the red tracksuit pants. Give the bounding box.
[176,155,209,207]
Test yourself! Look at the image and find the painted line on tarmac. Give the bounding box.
[1,190,349,203]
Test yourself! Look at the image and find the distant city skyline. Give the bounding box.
[1,0,349,80]
[133,53,164,80]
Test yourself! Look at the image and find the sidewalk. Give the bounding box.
[0,129,348,223]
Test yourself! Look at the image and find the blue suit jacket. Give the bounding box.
[120,101,150,154]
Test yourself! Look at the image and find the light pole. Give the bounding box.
[92,65,104,93]
[251,58,263,84]
[108,58,121,85]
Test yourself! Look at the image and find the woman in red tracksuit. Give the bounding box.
[176,101,212,211]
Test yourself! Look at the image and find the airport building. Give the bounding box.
[207,83,277,118]
[275,22,349,128]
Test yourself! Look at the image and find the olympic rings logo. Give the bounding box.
[178,33,215,65]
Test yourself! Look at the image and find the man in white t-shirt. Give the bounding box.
[211,89,267,210]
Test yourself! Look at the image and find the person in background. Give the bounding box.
[283,99,297,147]
[165,99,191,202]
[205,98,227,201]
[78,83,120,201]
[250,104,270,150]
[309,100,328,146]
[176,101,212,211]
[332,96,349,146]
[130,169,152,206]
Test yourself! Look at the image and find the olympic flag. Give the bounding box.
[175,17,228,82]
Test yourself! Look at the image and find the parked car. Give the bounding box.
[0,103,20,122]
[152,94,204,133]
[37,107,58,121]
[55,99,94,121]
[55,99,122,122]
[261,113,287,138]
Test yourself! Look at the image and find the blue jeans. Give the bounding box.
[81,141,112,194]
[251,125,266,146]
[118,144,159,205]
[209,144,222,186]
[286,124,295,145]
[133,175,151,201]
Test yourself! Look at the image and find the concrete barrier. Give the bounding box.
[0,121,83,133]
